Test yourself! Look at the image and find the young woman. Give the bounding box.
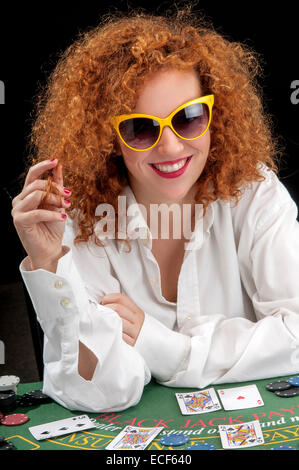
[12,8,299,412]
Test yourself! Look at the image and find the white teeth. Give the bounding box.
[153,158,187,173]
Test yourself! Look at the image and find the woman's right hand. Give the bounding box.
[11,158,72,272]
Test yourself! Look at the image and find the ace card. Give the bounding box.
[175,388,222,415]
[217,384,264,410]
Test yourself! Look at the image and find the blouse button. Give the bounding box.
[54,280,64,289]
[60,297,71,307]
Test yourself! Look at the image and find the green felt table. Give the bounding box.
[1,375,299,450]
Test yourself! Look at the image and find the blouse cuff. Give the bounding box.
[19,246,90,327]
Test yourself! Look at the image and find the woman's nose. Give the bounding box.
[156,126,185,156]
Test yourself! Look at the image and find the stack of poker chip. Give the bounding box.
[160,435,190,447]
[0,375,52,411]
[0,374,53,448]
[0,376,20,413]
[0,390,18,413]
[16,390,52,407]
[5,389,53,410]
[186,442,216,450]
[266,376,299,397]
[159,434,216,450]
[0,435,16,451]
[0,376,20,394]
[270,445,296,450]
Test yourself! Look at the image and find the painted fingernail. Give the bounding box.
[64,199,71,205]
[61,214,67,219]
[50,158,57,162]
[63,188,71,194]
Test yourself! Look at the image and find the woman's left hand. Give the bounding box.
[100,293,145,346]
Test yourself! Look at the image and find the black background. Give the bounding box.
[1,0,298,285]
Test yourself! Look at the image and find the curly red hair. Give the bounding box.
[23,5,282,250]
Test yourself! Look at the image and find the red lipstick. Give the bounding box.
[149,156,192,179]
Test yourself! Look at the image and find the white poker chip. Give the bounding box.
[0,375,20,393]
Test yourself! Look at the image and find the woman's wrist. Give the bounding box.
[29,249,64,273]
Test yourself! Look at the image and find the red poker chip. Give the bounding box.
[0,413,29,426]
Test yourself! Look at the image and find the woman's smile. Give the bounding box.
[149,155,192,178]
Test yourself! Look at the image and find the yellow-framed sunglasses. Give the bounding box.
[110,94,214,151]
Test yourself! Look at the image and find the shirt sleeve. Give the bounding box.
[19,219,151,412]
[135,171,299,388]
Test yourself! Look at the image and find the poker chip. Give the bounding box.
[0,413,29,426]
[0,441,17,450]
[0,390,17,412]
[16,397,35,408]
[186,443,216,450]
[266,381,292,392]
[16,390,52,408]
[23,390,52,404]
[275,387,299,398]
[160,435,190,447]
[288,376,299,387]
[0,390,16,405]
[0,376,20,393]
[270,446,296,450]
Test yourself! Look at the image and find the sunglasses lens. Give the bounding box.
[172,103,209,139]
[119,118,160,149]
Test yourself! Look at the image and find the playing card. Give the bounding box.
[219,420,264,449]
[105,425,163,450]
[175,388,222,415]
[29,414,95,440]
[217,384,264,410]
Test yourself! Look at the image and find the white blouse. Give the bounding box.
[19,165,299,412]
